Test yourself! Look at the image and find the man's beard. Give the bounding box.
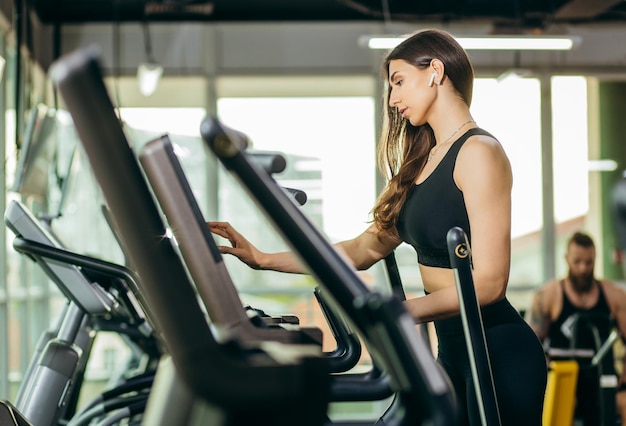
[568,269,594,293]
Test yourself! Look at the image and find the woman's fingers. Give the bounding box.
[208,221,234,240]
[207,221,248,254]
[206,221,263,269]
[217,245,235,255]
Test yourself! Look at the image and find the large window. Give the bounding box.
[215,95,379,318]
[472,76,589,307]
[472,77,543,299]
[552,76,590,278]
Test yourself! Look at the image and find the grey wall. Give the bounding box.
[59,21,626,78]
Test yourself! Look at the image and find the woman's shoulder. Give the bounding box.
[460,128,504,155]
[455,128,511,180]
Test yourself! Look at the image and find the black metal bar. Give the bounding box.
[447,226,501,426]
[383,252,406,301]
[313,287,362,373]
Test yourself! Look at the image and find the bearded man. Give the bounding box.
[526,231,626,425]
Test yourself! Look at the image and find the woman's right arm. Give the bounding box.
[208,221,401,273]
[335,224,402,270]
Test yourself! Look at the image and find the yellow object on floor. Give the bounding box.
[543,360,579,426]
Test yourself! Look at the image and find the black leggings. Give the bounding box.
[435,298,548,426]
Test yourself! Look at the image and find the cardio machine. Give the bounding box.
[5,199,161,426]
[546,311,620,426]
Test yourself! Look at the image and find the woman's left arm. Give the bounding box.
[455,134,513,305]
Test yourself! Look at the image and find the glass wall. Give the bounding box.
[0,28,10,400]
[216,98,377,278]
[1,35,31,401]
[552,76,590,278]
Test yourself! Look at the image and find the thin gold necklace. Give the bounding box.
[428,119,475,162]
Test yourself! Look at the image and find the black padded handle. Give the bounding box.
[283,187,307,206]
[249,152,287,175]
[447,226,501,426]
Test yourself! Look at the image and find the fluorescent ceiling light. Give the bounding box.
[361,35,581,51]
[588,159,618,172]
[459,36,579,50]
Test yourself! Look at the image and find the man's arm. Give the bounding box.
[525,288,552,342]
[605,281,626,385]
[603,281,626,425]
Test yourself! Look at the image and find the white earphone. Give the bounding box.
[428,72,440,87]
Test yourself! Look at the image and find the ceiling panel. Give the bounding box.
[27,0,626,25]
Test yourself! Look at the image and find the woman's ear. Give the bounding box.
[430,59,445,85]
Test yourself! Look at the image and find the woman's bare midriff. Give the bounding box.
[419,264,457,293]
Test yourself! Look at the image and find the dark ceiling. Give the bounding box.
[28,0,626,28]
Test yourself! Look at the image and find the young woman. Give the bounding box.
[209,28,547,425]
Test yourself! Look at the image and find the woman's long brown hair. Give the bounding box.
[371,29,475,238]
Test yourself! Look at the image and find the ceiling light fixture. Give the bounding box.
[137,62,163,97]
[137,21,163,97]
[360,34,581,51]
[588,159,618,172]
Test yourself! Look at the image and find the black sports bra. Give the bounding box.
[396,128,495,268]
